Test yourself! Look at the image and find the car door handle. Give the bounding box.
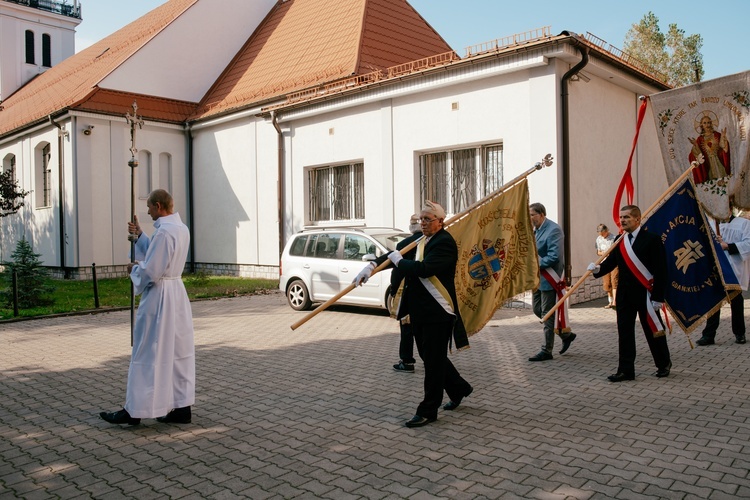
[341,268,349,273]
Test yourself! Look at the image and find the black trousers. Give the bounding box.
[702,292,746,339]
[616,301,671,376]
[412,321,472,420]
[398,322,416,364]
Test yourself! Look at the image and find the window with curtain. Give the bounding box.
[419,143,503,214]
[308,162,364,223]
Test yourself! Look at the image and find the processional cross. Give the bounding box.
[125,101,144,345]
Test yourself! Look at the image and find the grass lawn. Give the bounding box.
[0,275,279,320]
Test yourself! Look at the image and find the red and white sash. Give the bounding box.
[540,268,571,334]
[620,235,665,336]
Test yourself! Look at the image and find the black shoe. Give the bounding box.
[559,333,577,354]
[443,386,473,411]
[655,362,672,378]
[405,415,436,428]
[100,409,140,426]
[156,406,191,424]
[393,361,415,373]
[736,335,746,344]
[607,372,635,382]
[529,351,553,362]
[696,336,715,346]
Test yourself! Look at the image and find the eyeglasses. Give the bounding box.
[419,217,438,224]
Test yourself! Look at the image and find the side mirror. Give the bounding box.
[362,253,377,262]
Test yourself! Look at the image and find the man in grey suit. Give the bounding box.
[528,203,576,361]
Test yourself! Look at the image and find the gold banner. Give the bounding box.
[448,179,539,336]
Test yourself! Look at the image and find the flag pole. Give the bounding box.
[290,154,554,331]
[540,163,698,324]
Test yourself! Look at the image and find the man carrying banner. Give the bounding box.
[696,211,750,346]
[528,203,576,361]
[353,201,472,428]
[588,205,671,381]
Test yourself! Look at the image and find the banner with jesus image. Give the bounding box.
[650,71,750,220]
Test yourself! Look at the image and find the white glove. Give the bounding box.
[388,251,403,267]
[587,263,600,273]
[353,263,375,286]
[651,301,663,310]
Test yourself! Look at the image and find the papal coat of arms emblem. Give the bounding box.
[468,238,506,290]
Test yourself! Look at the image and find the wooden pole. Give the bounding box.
[540,163,698,324]
[290,154,554,330]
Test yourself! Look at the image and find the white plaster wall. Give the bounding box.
[100,0,276,103]
[73,117,187,268]
[567,71,668,276]
[191,120,260,265]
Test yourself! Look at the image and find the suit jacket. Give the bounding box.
[595,228,666,304]
[535,218,564,291]
[378,228,469,349]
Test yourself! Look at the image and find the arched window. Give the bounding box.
[158,152,172,192]
[2,154,16,183]
[25,30,35,65]
[35,143,52,207]
[138,150,153,200]
[42,34,51,67]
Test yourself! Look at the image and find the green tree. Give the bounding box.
[624,12,703,87]
[1,238,55,308]
[0,169,28,217]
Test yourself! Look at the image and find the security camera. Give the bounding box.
[83,125,94,135]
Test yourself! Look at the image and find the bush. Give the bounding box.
[1,238,55,308]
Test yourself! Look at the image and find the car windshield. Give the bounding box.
[370,232,410,252]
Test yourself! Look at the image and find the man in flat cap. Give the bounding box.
[354,201,473,428]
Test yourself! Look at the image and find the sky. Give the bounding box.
[75,0,748,82]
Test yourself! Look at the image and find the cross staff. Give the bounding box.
[125,101,144,346]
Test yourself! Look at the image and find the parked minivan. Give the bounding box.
[279,227,410,311]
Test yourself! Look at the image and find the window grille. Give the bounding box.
[308,162,364,223]
[42,144,51,207]
[419,144,503,214]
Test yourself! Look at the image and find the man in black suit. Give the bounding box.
[354,201,472,427]
[588,205,671,382]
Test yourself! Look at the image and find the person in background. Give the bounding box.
[392,214,421,373]
[595,223,618,309]
[696,210,750,345]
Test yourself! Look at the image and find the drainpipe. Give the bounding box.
[49,115,69,278]
[271,111,285,258]
[560,35,588,285]
[185,124,195,273]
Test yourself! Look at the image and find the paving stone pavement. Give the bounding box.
[1,291,749,499]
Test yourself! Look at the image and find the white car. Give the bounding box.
[279,227,410,311]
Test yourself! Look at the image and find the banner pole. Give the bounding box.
[540,163,698,324]
[290,154,554,331]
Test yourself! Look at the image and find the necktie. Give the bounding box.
[628,233,634,243]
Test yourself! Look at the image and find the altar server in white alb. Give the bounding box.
[696,210,750,346]
[100,189,195,425]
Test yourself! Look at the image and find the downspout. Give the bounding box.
[560,36,588,284]
[271,111,284,259]
[49,115,69,278]
[185,124,195,273]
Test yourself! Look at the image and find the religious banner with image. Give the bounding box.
[448,179,539,336]
[643,179,740,333]
[649,71,750,220]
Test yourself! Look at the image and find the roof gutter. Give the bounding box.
[271,111,285,259]
[560,34,589,284]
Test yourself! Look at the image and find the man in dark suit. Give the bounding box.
[589,205,671,382]
[354,201,472,427]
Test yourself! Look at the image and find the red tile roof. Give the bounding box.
[0,0,199,136]
[0,0,454,135]
[193,0,454,120]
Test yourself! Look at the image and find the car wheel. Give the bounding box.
[286,279,313,311]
